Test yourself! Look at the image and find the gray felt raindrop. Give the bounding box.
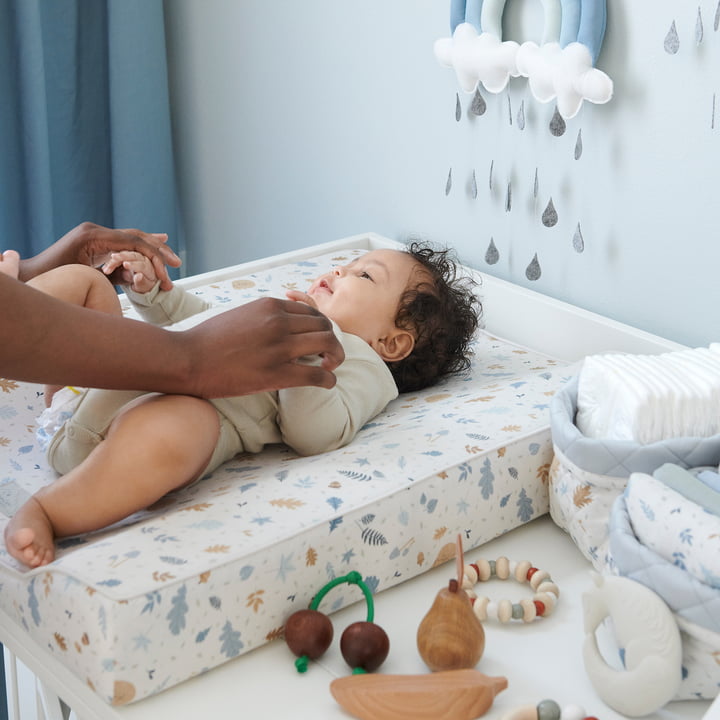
[506,182,512,212]
[485,238,499,265]
[517,100,526,130]
[573,223,585,253]
[712,93,717,130]
[696,6,704,44]
[525,254,541,281]
[574,129,583,160]
[664,20,680,53]
[471,170,478,199]
[507,94,513,126]
[489,160,494,190]
[542,198,558,227]
[456,93,462,121]
[470,88,487,116]
[445,168,453,196]
[549,106,566,136]
[533,168,539,199]
[715,0,720,31]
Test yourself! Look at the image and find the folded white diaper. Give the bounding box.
[575,347,720,443]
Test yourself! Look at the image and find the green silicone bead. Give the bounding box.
[537,699,562,720]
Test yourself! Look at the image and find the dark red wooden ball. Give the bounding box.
[284,609,333,659]
[340,621,390,672]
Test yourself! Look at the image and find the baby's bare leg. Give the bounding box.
[4,394,220,567]
[27,264,122,316]
[28,265,123,405]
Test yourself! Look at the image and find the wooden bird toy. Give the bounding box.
[330,668,507,720]
[416,534,485,671]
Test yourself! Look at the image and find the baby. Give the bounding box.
[5,242,480,567]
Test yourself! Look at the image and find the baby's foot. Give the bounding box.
[4,497,56,567]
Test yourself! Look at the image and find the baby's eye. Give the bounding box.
[359,271,373,280]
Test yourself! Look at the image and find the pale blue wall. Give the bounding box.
[164,1,720,347]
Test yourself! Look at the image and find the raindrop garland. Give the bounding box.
[485,238,499,265]
[573,223,585,253]
[542,198,558,227]
[526,254,541,281]
[574,130,583,160]
[664,20,680,53]
[696,6,704,45]
[470,88,487,116]
[549,106,566,137]
[443,86,589,287]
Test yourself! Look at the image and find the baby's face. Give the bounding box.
[307,249,422,350]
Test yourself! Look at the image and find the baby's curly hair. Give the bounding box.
[388,241,482,393]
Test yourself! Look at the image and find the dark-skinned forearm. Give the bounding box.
[1,275,191,392]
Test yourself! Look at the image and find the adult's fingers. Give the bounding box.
[118,229,181,266]
[286,329,345,372]
[277,362,338,390]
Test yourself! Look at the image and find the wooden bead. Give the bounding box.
[463,565,479,587]
[284,609,333,660]
[529,569,551,589]
[515,560,532,582]
[534,591,557,613]
[495,556,510,579]
[473,596,489,621]
[497,599,513,623]
[501,704,539,720]
[476,558,492,581]
[520,598,536,622]
[340,621,389,673]
[537,581,560,598]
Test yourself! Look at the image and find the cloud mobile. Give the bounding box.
[434,0,614,118]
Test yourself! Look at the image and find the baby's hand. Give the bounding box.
[286,289,318,310]
[0,250,20,279]
[103,250,158,293]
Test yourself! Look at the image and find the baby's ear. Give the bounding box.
[374,329,415,363]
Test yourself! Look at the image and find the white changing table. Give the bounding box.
[1,233,715,719]
[2,516,717,720]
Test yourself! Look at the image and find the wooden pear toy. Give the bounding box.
[416,534,485,672]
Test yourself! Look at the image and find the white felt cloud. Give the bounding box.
[434,23,520,95]
[516,41,613,119]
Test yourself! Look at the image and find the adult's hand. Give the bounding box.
[0,249,20,278]
[17,222,181,290]
[181,297,345,397]
[0,278,344,396]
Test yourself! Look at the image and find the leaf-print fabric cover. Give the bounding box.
[0,248,569,706]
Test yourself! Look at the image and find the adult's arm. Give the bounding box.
[17,222,181,290]
[0,275,344,396]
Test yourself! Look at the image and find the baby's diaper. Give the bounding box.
[36,387,85,451]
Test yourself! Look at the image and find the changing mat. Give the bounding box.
[0,247,571,706]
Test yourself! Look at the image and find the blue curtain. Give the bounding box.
[0,0,178,261]
[0,2,176,714]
